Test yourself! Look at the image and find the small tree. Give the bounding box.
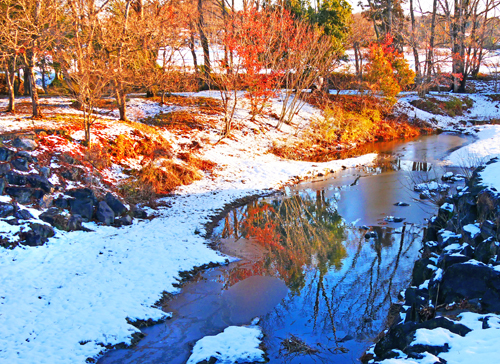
[364,34,415,106]
[56,0,112,146]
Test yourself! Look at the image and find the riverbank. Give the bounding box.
[0,89,498,363]
[364,128,500,363]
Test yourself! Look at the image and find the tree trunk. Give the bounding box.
[114,82,128,121]
[425,0,437,84]
[27,64,42,117]
[5,63,16,112]
[23,67,30,96]
[409,0,420,78]
[198,0,210,77]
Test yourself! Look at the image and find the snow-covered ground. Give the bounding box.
[0,95,375,363]
[1,84,500,363]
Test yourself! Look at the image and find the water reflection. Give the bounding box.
[214,192,423,363]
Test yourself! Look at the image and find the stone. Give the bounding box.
[12,137,38,151]
[27,174,53,193]
[15,151,33,161]
[374,317,471,360]
[132,205,148,219]
[474,238,500,264]
[411,258,435,287]
[115,214,133,226]
[0,162,12,175]
[97,201,114,226]
[437,253,471,270]
[69,198,94,221]
[0,202,15,218]
[66,188,96,203]
[0,177,5,195]
[438,262,500,313]
[40,166,50,178]
[67,214,84,231]
[20,222,55,246]
[39,195,53,209]
[105,193,127,216]
[0,147,15,162]
[4,186,33,204]
[14,209,34,220]
[477,188,500,223]
[12,157,29,171]
[480,220,497,240]
[53,197,69,209]
[6,171,27,186]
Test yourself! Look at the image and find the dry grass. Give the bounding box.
[120,160,203,204]
[178,152,216,172]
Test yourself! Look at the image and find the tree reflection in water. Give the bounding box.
[214,189,423,362]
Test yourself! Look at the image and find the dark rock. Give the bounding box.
[66,188,96,203]
[0,162,12,175]
[53,197,69,209]
[394,202,410,206]
[474,238,500,264]
[105,193,127,216]
[374,317,471,359]
[0,202,15,218]
[32,189,45,200]
[39,208,63,226]
[461,224,482,247]
[437,230,461,249]
[12,137,38,151]
[20,222,55,246]
[439,262,500,313]
[15,151,33,161]
[0,147,15,162]
[97,201,114,226]
[0,177,5,195]
[67,214,84,231]
[115,215,133,226]
[132,205,148,219]
[477,188,500,223]
[6,171,27,186]
[27,174,53,193]
[437,253,471,270]
[411,258,435,287]
[11,158,29,171]
[39,195,53,209]
[480,220,497,240]
[5,217,20,225]
[69,198,94,221]
[4,187,33,204]
[39,166,50,179]
[404,287,429,322]
[14,209,33,220]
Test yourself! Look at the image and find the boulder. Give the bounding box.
[474,238,500,264]
[480,220,497,240]
[411,258,435,287]
[97,201,114,226]
[0,202,15,218]
[27,174,53,193]
[14,209,33,220]
[105,193,127,216]
[115,214,133,226]
[132,205,148,219]
[437,253,471,270]
[67,214,84,231]
[0,162,12,175]
[39,166,50,178]
[0,177,5,195]
[374,317,471,359]
[438,262,500,313]
[20,222,55,246]
[69,198,94,221]
[6,171,27,186]
[53,197,69,209]
[477,188,500,223]
[66,188,97,203]
[11,157,29,171]
[12,137,38,151]
[0,147,14,162]
[4,186,33,204]
[39,208,85,231]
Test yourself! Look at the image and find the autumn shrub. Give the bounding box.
[364,34,415,106]
[83,143,112,169]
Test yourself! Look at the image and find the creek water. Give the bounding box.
[99,133,471,364]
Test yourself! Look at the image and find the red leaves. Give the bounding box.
[243,204,284,250]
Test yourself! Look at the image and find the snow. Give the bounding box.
[378,314,500,364]
[447,125,500,167]
[463,223,481,238]
[187,325,265,364]
[0,95,377,363]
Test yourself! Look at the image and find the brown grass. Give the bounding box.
[178,152,216,172]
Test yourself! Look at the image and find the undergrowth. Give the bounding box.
[410,96,474,117]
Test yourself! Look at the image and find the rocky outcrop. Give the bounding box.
[0,134,149,249]
[366,158,500,362]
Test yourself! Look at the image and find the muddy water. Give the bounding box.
[99,133,471,364]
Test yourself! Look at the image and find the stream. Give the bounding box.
[99,133,471,364]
